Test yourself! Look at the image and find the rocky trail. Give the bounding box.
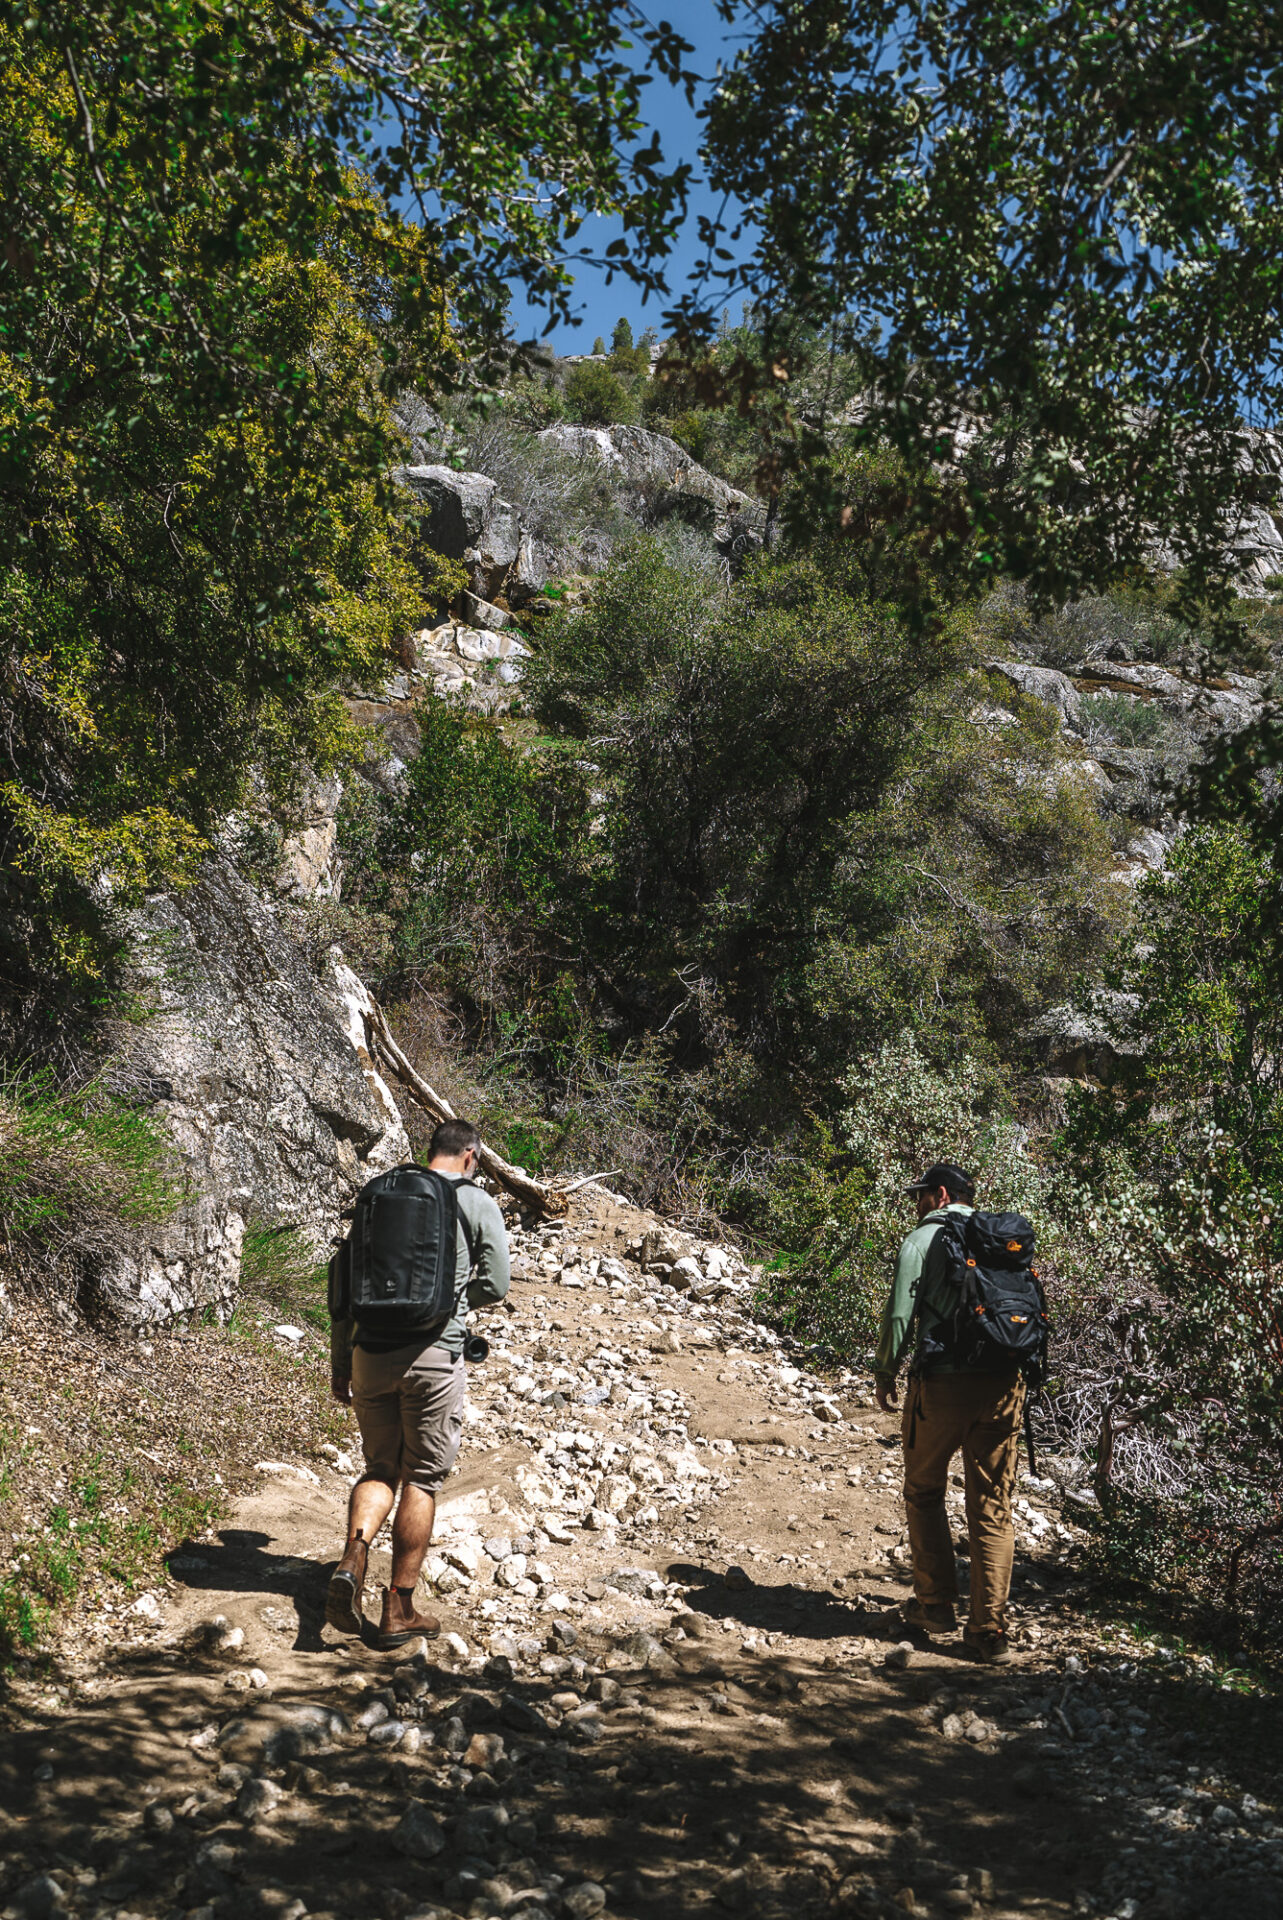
[2,1188,1279,1920]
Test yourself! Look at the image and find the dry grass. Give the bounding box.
[0,1285,346,1670]
[0,1069,178,1310]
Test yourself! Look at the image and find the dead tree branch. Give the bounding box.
[367,1003,566,1219]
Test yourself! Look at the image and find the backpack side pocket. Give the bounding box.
[327,1238,352,1319]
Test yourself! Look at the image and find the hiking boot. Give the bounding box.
[901,1597,958,1635]
[376,1585,441,1650]
[963,1628,1014,1665]
[325,1531,369,1636]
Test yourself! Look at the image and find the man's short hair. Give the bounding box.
[429,1118,482,1160]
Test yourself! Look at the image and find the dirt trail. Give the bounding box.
[2,1188,1279,1920]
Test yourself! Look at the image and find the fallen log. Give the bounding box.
[367,1003,566,1219]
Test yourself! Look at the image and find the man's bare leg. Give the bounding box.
[376,1486,441,1646]
[389,1486,436,1590]
[345,1475,397,1549]
[326,1475,397,1635]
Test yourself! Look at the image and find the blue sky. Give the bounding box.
[505,0,752,353]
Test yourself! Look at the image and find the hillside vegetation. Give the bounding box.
[3,0,1283,1686]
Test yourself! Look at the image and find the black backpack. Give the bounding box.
[328,1163,471,1337]
[916,1209,1050,1388]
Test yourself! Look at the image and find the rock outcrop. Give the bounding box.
[106,858,409,1324]
[275,773,345,901]
[1029,990,1146,1083]
[399,464,522,601]
[537,423,749,526]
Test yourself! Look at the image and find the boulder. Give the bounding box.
[1070,660,1262,735]
[105,858,409,1321]
[95,1193,245,1328]
[400,463,496,552]
[507,532,555,605]
[469,496,522,600]
[461,591,512,629]
[989,661,1083,729]
[398,464,522,599]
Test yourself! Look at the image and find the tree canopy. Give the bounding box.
[0,2,691,987]
[689,0,1283,621]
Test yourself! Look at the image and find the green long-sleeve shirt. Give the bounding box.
[873,1203,974,1383]
[329,1171,511,1375]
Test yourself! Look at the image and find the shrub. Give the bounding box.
[1059,825,1283,1646]
[442,415,625,554]
[754,1034,1100,1356]
[0,1070,177,1306]
[239,1222,329,1331]
[1079,690,1169,747]
[563,361,639,427]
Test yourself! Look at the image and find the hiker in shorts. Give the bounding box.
[326,1119,510,1649]
[874,1161,1023,1665]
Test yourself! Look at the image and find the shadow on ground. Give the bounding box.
[3,1618,1280,1920]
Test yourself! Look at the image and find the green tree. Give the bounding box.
[696,0,1283,624]
[526,537,1117,1078]
[591,337,607,356]
[0,1,691,984]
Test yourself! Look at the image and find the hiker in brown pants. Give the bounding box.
[874,1161,1023,1664]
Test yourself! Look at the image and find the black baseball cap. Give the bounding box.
[904,1161,975,1196]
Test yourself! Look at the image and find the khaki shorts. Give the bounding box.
[351,1340,465,1495]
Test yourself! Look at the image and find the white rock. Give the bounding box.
[598,1475,634,1514]
[272,1324,307,1342]
[515,1465,560,1508]
[253,1461,320,1484]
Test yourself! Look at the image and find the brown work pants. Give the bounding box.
[901,1369,1025,1635]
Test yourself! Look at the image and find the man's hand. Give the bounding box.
[875,1377,898,1414]
[330,1372,352,1406]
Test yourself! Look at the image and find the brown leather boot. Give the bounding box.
[325,1530,369,1635]
[376,1585,441,1650]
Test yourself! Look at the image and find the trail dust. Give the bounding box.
[1,1187,1279,1920]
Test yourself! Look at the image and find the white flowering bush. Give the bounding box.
[754,1033,1104,1354]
